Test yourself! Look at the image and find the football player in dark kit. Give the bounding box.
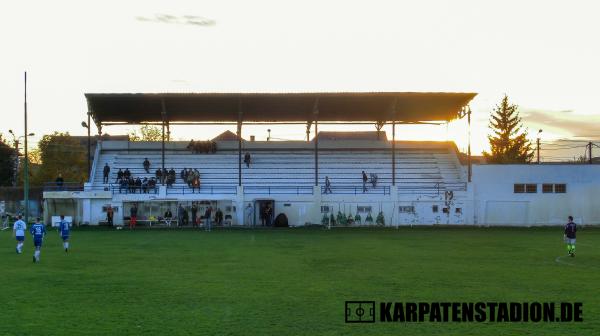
[564,216,577,257]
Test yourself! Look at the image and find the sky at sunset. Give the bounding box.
[1,0,599,160]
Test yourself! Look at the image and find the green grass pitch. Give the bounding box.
[1,227,598,335]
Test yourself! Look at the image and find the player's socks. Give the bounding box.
[34,250,40,262]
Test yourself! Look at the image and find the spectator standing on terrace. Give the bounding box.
[187,139,195,152]
[55,173,64,189]
[117,168,124,182]
[124,168,131,180]
[264,203,273,226]
[245,203,254,226]
[103,163,110,184]
[182,208,189,226]
[204,207,212,232]
[191,204,198,227]
[155,168,162,183]
[362,171,368,193]
[215,208,223,226]
[324,176,332,194]
[143,158,150,173]
[106,205,114,226]
[177,204,185,227]
[142,177,149,193]
[129,204,138,229]
[260,204,266,226]
[244,152,251,168]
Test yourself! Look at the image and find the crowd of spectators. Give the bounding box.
[181,168,201,191]
[118,176,158,193]
[187,140,217,154]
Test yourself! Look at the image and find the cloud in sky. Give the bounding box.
[521,109,600,140]
[136,14,215,27]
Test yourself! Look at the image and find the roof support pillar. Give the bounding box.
[161,99,167,186]
[390,98,398,186]
[237,101,243,187]
[467,106,472,182]
[375,121,385,140]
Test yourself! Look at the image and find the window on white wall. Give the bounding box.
[320,206,330,213]
[399,206,415,213]
[432,205,439,213]
[514,184,525,193]
[554,184,567,193]
[357,206,372,213]
[542,184,553,193]
[526,184,537,193]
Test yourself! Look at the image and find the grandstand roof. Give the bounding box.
[85,92,476,124]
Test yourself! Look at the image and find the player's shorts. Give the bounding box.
[16,236,24,242]
[33,239,43,248]
[61,235,69,241]
[566,238,576,244]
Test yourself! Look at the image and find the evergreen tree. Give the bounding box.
[483,95,534,163]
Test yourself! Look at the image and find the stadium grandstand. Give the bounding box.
[42,92,600,227]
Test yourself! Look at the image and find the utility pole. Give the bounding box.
[536,138,540,164]
[536,129,543,164]
[589,142,593,164]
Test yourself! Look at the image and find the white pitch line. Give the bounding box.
[555,255,576,266]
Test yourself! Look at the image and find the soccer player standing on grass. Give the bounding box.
[30,218,46,263]
[13,215,26,254]
[57,215,70,252]
[564,216,577,257]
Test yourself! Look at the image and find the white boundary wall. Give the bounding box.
[472,165,600,226]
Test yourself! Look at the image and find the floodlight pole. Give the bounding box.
[161,99,166,185]
[313,99,319,187]
[392,120,396,186]
[24,71,29,223]
[237,101,243,187]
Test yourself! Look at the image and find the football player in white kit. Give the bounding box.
[13,215,27,254]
